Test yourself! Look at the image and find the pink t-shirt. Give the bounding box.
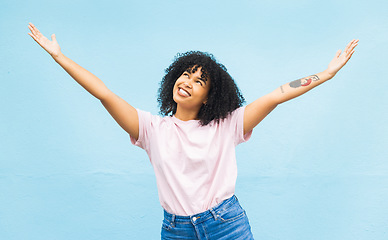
[131,106,252,216]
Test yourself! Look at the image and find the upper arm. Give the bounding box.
[100,91,139,140]
[244,91,279,135]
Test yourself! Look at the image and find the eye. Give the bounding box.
[183,72,189,77]
[196,80,203,86]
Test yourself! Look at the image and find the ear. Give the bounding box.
[203,98,208,105]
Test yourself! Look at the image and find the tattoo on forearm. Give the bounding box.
[280,85,284,93]
[289,75,320,88]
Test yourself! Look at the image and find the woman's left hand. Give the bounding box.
[326,39,359,77]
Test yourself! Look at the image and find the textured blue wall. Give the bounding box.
[1,0,387,239]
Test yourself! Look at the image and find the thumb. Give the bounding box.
[51,34,57,42]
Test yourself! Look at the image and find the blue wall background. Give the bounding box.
[1,0,387,239]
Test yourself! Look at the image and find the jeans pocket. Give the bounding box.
[218,204,246,223]
[162,219,173,231]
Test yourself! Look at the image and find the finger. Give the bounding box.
[348,39,358,51]
[28,28,38,41]
[348,39,358,48]
[347,49,356,59]
[30,23,42,37]
[28,23,36,32]
[350,39,358,47]
[346,42,358,57]
[28,32,42,46]
[29,22,35,29]
[28,24,39,38]
[353,39,359,48]
[28,24,34,34]
[28,32,36,41]
[29,34,47,51]
[30,22,37,31]
[335,49,341,58]
[342,49,356,66]
[28,32,40,44]
[51,34,56,42]
[344,39,354,53]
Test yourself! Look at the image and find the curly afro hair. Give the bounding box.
[157,51,245,126]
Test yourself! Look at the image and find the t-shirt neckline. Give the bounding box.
[171,115,200,125]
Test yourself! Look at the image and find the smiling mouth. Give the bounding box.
[178,88,191,97]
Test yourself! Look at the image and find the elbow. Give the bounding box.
[98,89,115,102]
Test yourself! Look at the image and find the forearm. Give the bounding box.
[243,39,358,133]
[274,70,335,104]
[53,52,110,100]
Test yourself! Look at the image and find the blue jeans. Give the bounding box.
[161,195,254,239]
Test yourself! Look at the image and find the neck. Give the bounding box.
[174,105,200,121]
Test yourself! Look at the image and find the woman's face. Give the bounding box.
[172,66,211,112]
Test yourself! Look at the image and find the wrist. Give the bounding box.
[323,69,336,80]
[52,51,63,62]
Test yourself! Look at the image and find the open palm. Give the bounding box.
[327,39,359,76]
[28,23,61,57]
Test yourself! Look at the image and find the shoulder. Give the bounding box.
[222,106,246,123]
[136,109,175,128]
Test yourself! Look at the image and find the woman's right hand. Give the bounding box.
[28,23,61,57]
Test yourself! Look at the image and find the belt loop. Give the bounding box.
[210,208,218,220]
[171,214,176,227]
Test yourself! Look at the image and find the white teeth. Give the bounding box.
[179,88,190,97]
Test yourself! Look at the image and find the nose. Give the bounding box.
[182,81,192,89]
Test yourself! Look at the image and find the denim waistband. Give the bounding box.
[163,195,238,225]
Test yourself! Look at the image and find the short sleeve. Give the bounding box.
[130,109,154,151]
[227,106,252,145]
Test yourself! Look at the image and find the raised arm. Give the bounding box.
[244,39,359,135]
[28,23,139,139]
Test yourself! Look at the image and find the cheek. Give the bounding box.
[172,83,180,99]
[202,86,210,97]
[172,81,180,91]
[175,77,183,84]
[199,90,209,102]
[172,80,180,92]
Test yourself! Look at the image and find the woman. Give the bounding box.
[28,23,358,239]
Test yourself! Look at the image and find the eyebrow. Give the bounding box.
[184,70,208,85]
